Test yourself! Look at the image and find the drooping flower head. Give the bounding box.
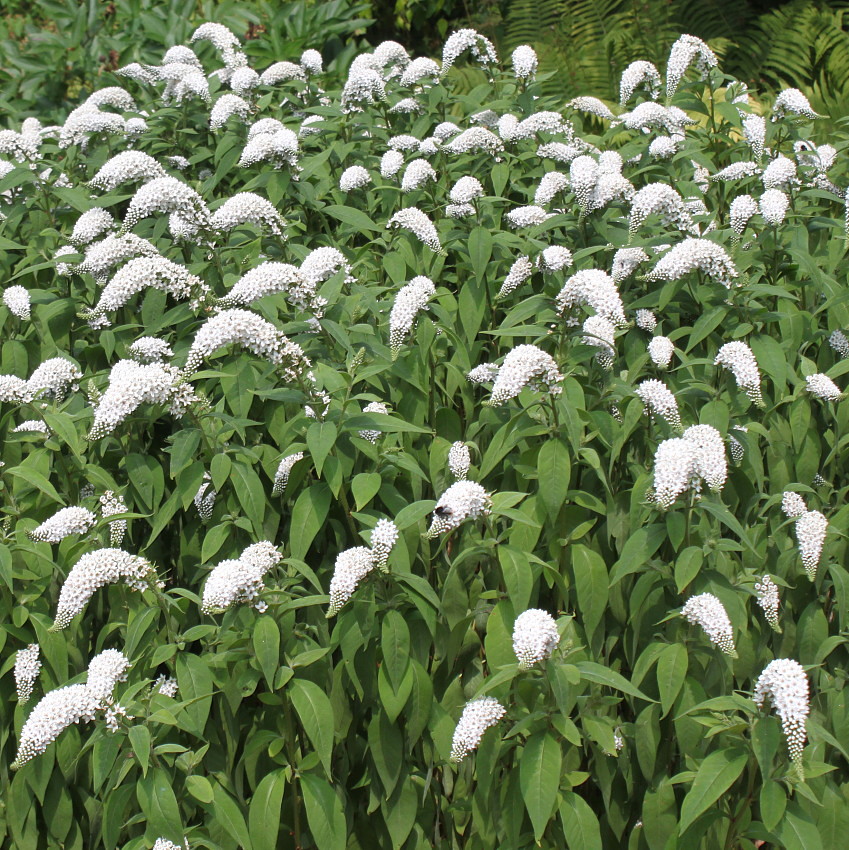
[781,491,807,519]
[647,239,738,289]
[273,452,305,495]
[682,592,737,656]
[15,644,41,704]
[450,697,506,762]
[512,609,560,668]
[511,45,538,80]
[636,379,682,430]
[29,507,97,543]
[389,276,435,357]
[482,344,563,406]
[648,336,675,368]
[754,575,781,632]
[201,541,282,614]
[441,29,497,76]
[369,519,399,572]
[3,286,31,319]
[805,373,842,400]
[754,659,809,768]
[100,491,127,546]
[448,442,471,480]
[714,342,763,406]
[426,481,491,537]
[795,510,828,580]
[387,208,443,253]
[665,34,718,98]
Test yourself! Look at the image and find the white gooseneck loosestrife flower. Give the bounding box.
[15,644,41,704]
[665,34,717,98]
[511,45,538,79]
[3,286,31,319]
[754,659,809,768]
[448,442,471,480]
[781,491,807,519]
[476,344,563,406]
[273,452,305,495]
[202,541,282,614]
[450,697,506,762]
[795,510,828,580]
[805,373,842,400]
[636,379,682,430]
[714,341,763,405]
[100,491,127,546]
[389,276,435,357]
[682,593,737,656]
[427,480,491,537]
[647,239,738,289]
[387,208,443,253]
[754,575,781,632]
[512,609,560,668]
[29,507,97,543]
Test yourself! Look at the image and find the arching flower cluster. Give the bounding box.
[512,609,560,668]
[681,593,737,656]
[471,344,563,407]
[754,659,810,766]
[28,506,97,543]
[427,480,492,537]
[650,424,727,509]
[450,697,506,762]
[201,541,283,614]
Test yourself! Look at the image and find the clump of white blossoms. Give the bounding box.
[443,127,504,157]
[650,424,727,509]
[194,473,216,521]
[648,336,675,368]
[537,246,573,274]
[13,420,50,434]
[628,184,695,235]
[210,192,285,236]
[15,644,41,704]
[496,257,534,300]
[647,239,738,289]
[781,491,807,519]
[76,233,160,282]
[358,400,390,443]
[476,344,563,406]
[795,510,828,580]
[401,159,437,193]
[339,165,370,192]
[714,341,763,406]
[326,520,400,616]
[754,659,810,768]
[759,189,789,225]
[238,127,300,169]
[828,329,849,358]
[380,150,404,179]
[28,506,97,543]
[183,309,310,378]
[450,697,506,762]
[511,45,538,79]
[805,373,842,400]
[505,205,552,229]
[53,549,158,629]
[636,379,682,430]
[619,60,662,104]
[201,541,283,614]
[427,480,492,537]
[448,442,471,480]
[152,675,179,698]
[441,29,497,76]
[635,309,657,331]
[128,337,173,363]
[682,593,737,656]
[683,424,728,492]
[26,357,83,401]
[772,88,820,121]
[100,490,127,546]
[69,208,115,246]
[0,375,28,403]
[512,609,560,668]
[665,34,717,97]
[555,269,627,327]
[754,575,781,632]
[612,247,649,283]
[123,176,211,230]
[3,286,31,319]
[582,316,617,369]
[387,208,443,253]
[11,649,130,769]
[272,451,305,495]
[729,194,758,236]
[389,276,435,357]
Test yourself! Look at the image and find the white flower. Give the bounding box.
[401,159,437,193]
[273,452,305,495]
[239,129,300,169]
[635,309,656,331]
[202,541,282,614]
[15,644,41,704]
[772,88,820,121]
[781,491,807,519]
[70,208,115,246]
[399,57,440,87]
[761,156,797,190]
[742,115,766,159]
[387,208,442,253]
[29,507,97,543]
[755,575,781,632]
[536,246,572,274]
[389,276,435,356]
[370,519,399,572]
[622,102,692,134]
[194,474,216,521]
[711,162,761,182]
[327,547,376,616]
[511,45,538,79]
[89,151,167,191]
[380,150,404,179]
[754,659,809,765]
[260,62,305,85]
[359,401,390,443]
[715,342,763,405]
[467,363,500,385]
[3,285,30,319]
[612,248,649,283]
[665,34,717,97]
[341,68,386,112]
[649,136,682,159]
[211,192,285,236]
[184,309,310,378]
[300,247,354,286]
[533,172,569,207]
[805,373,842,400]
[53,549,157,628]
[388,134,420,152]
[443,127,504,157]
[339,165,370,192]
[758,189,789,226]
[153,675,179,698]
[449,176,484,205]
[100,491,127,546]
[483,344,562,406]
[299,116,323,138]
[441,29,497,75]
[128,337,173,363]
[569,97,615,120]
[27,357,82,401]
[505,205,551,229]
[829,329,849,359]
[636,379,681,429]
[427,480,492,537]
[569,155,598,212]
[446,203,475,218]
[730,195,758,236]
[555,269,627,327]
[682,593,737,656]
[496,257,534,299]
[629,184,694,234]
[448,442,471,480]
[389,98,422,115]
[582,316,616,368]
[647,239,738,289]
[300,49,323,75]
[512,609,559,668]
[12,420,50,434]
[77,233,159,281]
[683,424,727,492]
[450,697,506,761]
[124,176,210,230]
[620,60,662,104]
[795,510,828,580]
[650,438,698,508]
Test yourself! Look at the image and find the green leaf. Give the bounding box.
[249,770,286,850]
[679,748,748,834]
[186,775,214,804]
[253,615,280,689]
[213,783,253,850]
[537,438,570,520]
[609,524,666,585]
[381,610,410,691]
[520,732,561,841]
[306,421,337,476]
[776,805,824,850]
[289,678,334,777]
[323,204,380,234]
[571,544,608,638]
[231,459,267,536]
[127,725,151,776]
[351,472,381,510]
[468,226,493,280]
[576,662,656,702]
[300,774,346,850]
[290,483,332,561]
[175,653,213,736]
[559,791,602,850]
[137,769,183,843]
[656,644,688,718]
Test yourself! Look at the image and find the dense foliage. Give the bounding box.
[2,16,849,850]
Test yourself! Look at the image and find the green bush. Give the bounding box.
[1,20,849,850]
